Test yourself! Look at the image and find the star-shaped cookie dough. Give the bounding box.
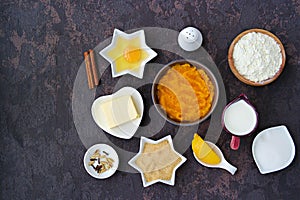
[128,135,186,187]
[100,29,157,79]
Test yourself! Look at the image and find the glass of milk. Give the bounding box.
[222,94,258,150]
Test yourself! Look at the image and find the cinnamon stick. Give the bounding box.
[84,51,94,89]
[89,49,99,86]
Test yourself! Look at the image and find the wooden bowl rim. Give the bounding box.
[228,28,286,86]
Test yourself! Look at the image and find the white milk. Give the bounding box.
[224,100,257,136]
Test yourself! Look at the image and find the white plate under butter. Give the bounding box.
[91,87,144,139]
[252,125,295,174]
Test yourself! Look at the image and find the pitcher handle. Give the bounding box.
[230,136,240,150]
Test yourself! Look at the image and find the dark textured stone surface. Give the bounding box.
[1,0,300,199]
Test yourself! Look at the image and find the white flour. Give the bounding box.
[233,32,282,82]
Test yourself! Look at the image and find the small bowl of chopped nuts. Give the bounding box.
[228,29,286,86]
[83,144,119,179]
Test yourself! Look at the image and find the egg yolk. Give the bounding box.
[123,46,141,63]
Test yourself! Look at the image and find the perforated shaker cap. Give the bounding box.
[178,27,203,51]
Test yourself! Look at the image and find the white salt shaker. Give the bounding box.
[178,27,203,51]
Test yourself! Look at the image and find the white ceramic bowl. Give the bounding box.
[252,125,295,174]
[128,135,186,187]
[100,29,157,79]
[83,144,119,179]
[91,87,144,139]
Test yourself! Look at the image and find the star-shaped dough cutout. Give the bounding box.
[128,135,186,187]
[100,29,157,79]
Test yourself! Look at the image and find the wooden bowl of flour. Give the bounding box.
[228,29,286,86]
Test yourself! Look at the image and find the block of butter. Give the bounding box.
[100,95,139,128]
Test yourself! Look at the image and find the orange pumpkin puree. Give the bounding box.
[157,63,214,122]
